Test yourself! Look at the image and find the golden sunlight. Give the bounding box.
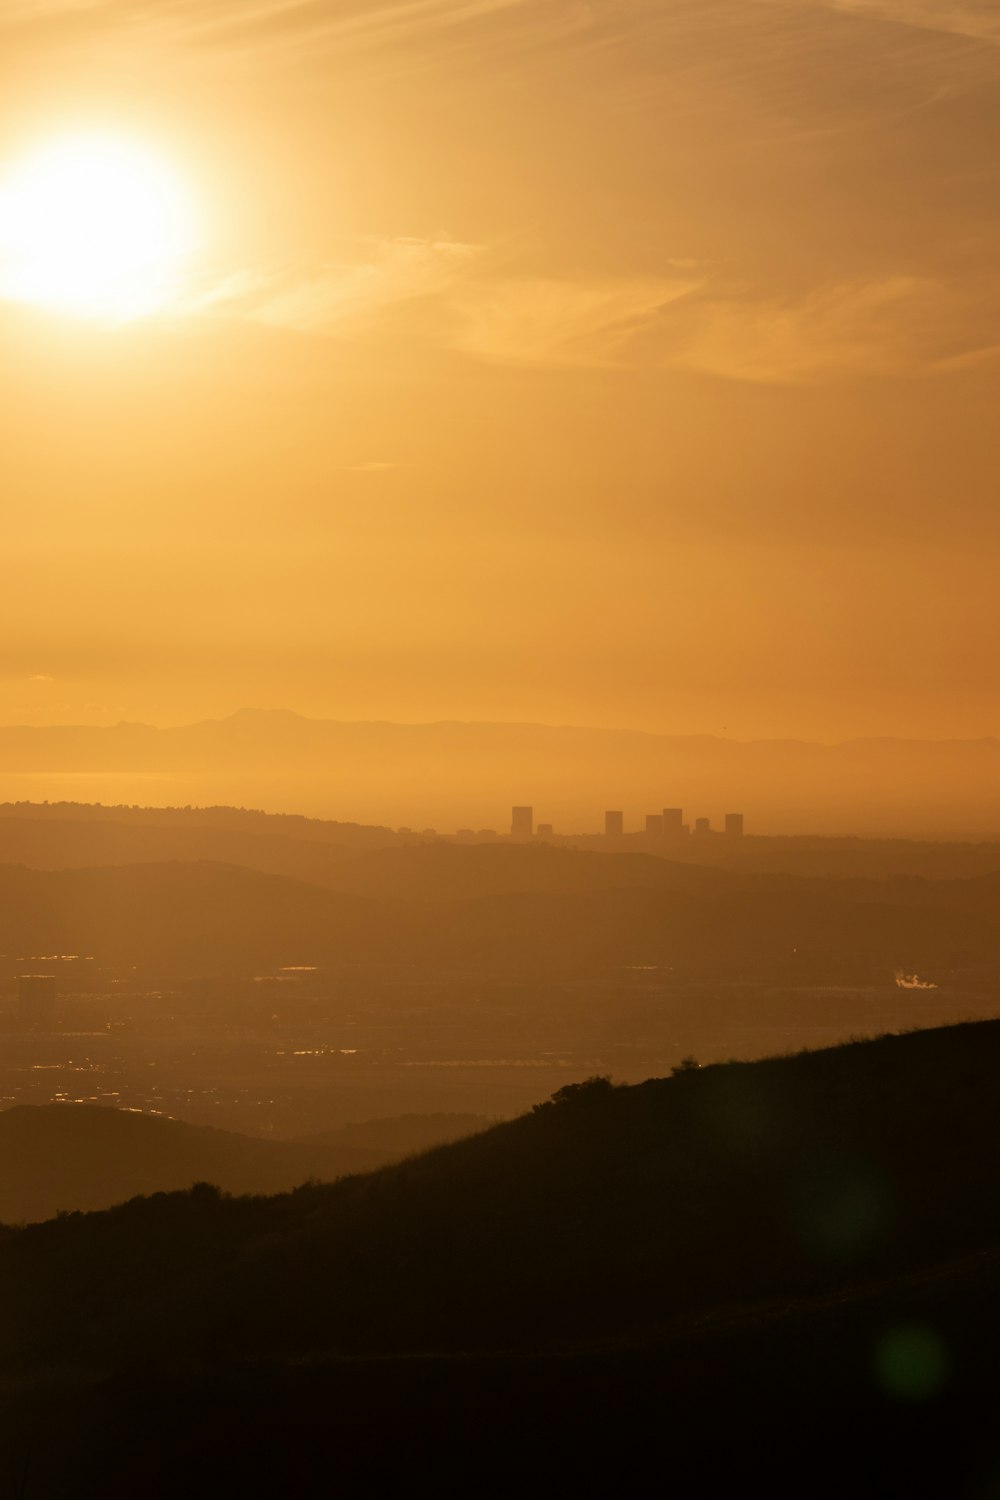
[0,133,198,321]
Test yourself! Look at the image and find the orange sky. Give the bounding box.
[3,1,1000,740]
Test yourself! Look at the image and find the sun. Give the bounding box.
[0,132,199,322]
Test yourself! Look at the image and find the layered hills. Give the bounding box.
[0,848,998,981]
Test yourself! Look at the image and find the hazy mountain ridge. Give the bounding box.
[0,814,361,883]
[0,1105,489,1225]
[0,854,998,977]
[0,860,381,969]
[0,1106,378,1225]
[4,712,1000,832]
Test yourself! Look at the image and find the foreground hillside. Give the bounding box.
[4,1021,1000,1366]
[5,1021,1000,1493]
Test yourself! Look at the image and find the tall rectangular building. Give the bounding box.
[604,810,624,837]
[725,812,744,838]
[693,816,711,835]
[662,807,683,837]
[511,806,533,838]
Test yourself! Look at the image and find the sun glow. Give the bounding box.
[0,133,198,321]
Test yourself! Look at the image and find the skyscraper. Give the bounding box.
[725,812,744,838]
[662,807,683,837]
[511,806,533,838]
[604,810,624,837]
[693,816,711,835]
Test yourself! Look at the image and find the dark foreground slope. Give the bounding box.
[6,1022,1000,1495]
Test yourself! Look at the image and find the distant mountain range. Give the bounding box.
[2,709,1000,833]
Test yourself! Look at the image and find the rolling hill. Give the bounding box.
[5,1023,1000,1492]
[0,854,999,980]
[0,1106,378,1224]
[5,1020,1000,1364]
[0,1105,489,1225]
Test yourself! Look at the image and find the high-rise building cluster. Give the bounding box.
[618,807,744,838]
[509,807,745,838]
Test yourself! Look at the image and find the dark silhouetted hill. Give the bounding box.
[6,1020,1000,1368]
[7,1023,1000,1493]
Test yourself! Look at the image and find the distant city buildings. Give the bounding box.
[662,808,683,836]
[510,806,533,838]
[493,805,746,840]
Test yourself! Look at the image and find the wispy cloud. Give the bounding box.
[450,274,702,368]
[191,236,479,334]
[828,0,1000,43]
[2,0,538,56]
[189,251,992,386]
[663,277,932,384]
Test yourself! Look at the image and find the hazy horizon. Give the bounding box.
[1,711,1000,835]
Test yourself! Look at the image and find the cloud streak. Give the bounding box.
[450,275,702,369]
[190,237,480,334]
[828,0,1000,44]
[2,0,538,57]
[663,277,934,384]
[184,247,995,386]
